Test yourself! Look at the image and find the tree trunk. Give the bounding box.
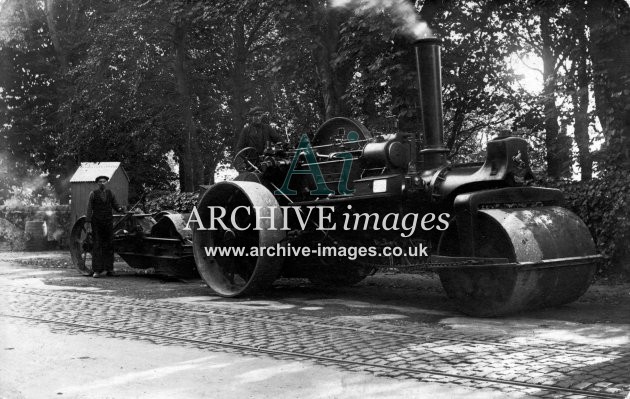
[178,155,186,191]
[540,9,568,178]
[192,126,205,185]
[572,88,591,179]
[230,15,249,150]
[446,105,465,151]
[585,0,630,165]
[173,23,204,192]
[44,0,67,74]
[20,0,33,27]
[44,0,73,189]
[204,165,216,185]
[571,4,592,180]
[311,6,350,120]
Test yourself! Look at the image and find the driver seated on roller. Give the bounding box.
[234,107,283,163]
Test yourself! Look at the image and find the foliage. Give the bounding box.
[144,191,199,213]
[0,205,70,249]
[0,0,66,197]
[540,172,630,275]
[2,178,59,207]
[0,217,26,250]
[2,0,624,183]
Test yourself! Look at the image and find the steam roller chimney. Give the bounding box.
[414,38,450,169]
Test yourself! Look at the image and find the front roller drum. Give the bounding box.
[192,181,286,297]
[437,206,598,316]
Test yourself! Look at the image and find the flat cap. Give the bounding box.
[248,106,265,115]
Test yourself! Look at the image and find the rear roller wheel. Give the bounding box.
[192,181,286,297]
[69,216,93,276]
[437,206,597,316]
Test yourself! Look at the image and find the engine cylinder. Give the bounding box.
[362,140,410,170]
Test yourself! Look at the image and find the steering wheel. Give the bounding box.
[233,147,260,172]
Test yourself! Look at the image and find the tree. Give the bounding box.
[0,0,82,202]
[538,3,571,178]
[568,0,592,180]
[171,8,204,191]
[328,0,532,163]
[585,0,630,168]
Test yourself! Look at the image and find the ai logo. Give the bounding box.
[275,131,359,196]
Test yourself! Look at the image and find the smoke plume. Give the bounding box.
[331,0,433,39]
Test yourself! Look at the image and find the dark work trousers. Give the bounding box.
[92,219,114,272]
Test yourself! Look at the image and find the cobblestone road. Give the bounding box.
[1,285,629,399]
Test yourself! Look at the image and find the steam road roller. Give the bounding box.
[190,38,600,316]
[70,38,600,317]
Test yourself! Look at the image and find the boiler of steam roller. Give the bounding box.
[191,38,600,316]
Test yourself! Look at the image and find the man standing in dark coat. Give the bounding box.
[85,175,124,278]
